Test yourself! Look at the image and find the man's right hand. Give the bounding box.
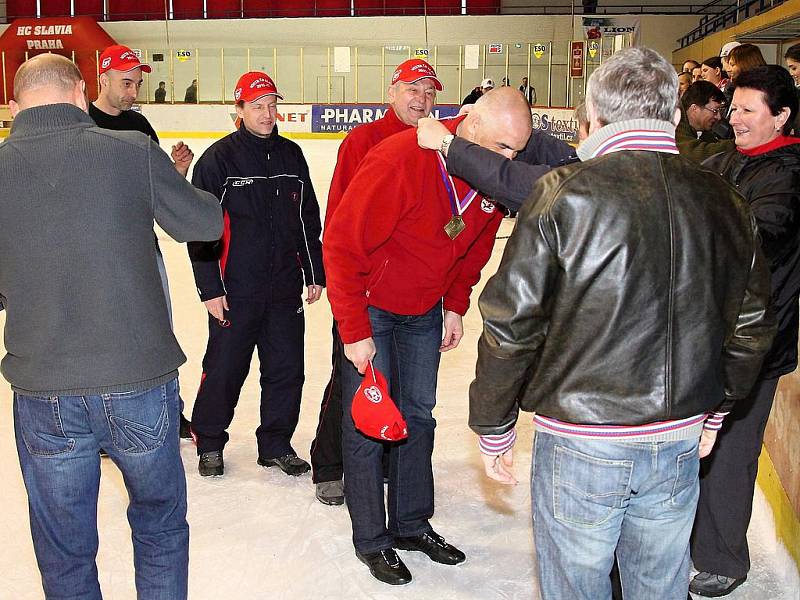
[203,295,229,322]
[417,117,451,152]
[344,337,377,374]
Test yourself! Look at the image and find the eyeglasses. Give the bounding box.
[701,105,722,116]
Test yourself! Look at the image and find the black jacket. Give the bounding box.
[445,130,577,211]
[470,150,775,435]
[188,125,324,304]
[704,143,800,378]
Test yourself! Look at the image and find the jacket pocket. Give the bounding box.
[366,258,389,298]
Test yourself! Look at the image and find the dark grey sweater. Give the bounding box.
[0,103,223,395]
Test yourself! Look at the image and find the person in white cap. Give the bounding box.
[461,78,493,105]
[91,44,195,440]
[719,41,741,75]
[309,58,443,507]
[188,71,324,479]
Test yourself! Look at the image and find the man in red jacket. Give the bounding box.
[310,59,442,506]
[324,87,532,585]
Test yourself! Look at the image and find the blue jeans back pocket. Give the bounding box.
[669,445,699,507]
[102,386,169,454]
[14,394,75,457]
[553,444,633,527]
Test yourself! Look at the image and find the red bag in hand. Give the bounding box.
[351,361,408,441]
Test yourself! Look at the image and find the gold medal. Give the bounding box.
[444,215,466,240]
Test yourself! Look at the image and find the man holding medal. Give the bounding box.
[323,86,532,585]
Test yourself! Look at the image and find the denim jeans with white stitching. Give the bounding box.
[14,378,188,600]
[531,430,699,600]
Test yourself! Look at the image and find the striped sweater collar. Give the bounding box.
[577,118,679,161]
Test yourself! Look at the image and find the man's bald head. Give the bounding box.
[458,86,532,159]
[11,54,87,115]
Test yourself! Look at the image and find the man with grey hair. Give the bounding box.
[469,47,774,599]
[2,53,222,599]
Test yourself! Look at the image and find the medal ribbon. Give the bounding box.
[436,151,478,217]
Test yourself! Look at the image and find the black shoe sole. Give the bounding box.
[198,469,223,477]
[316,494,345,506]
[356,553,412,586]
[257,458,310,476]
[393,541,466,565]
[689,576,747,598]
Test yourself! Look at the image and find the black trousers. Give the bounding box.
[309,322,345,483]
[690,375,780,579]
[191,299,305,459]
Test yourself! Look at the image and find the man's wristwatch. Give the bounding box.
[440,134,455,156]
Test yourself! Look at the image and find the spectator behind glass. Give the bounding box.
[691,65,800,598]
[726,44,766,83]
[701,56,727,89]
[678,71,692,97]
[692,65,703,82]
[784,42,800,86]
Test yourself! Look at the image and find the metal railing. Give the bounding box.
[678,0,787,47]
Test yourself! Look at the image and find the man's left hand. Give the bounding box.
[699,429,718,458]
[440,310,463,352]
[171,141,194,177]
[417,117,450,153]
[481,450,517,485]
[306,285,324,304]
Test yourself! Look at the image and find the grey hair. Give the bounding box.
[14,54,82,99]
[586,47,679,125]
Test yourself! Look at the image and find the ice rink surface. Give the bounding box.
[0,136,797,599]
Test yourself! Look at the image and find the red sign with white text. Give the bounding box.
[570,41,585,78]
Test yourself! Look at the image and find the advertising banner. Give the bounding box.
[570,41,585,78]
[582,16,640,44]
[311,104,460,134]
[530,108,578,144]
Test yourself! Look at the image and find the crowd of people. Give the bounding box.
[0,38,798,600]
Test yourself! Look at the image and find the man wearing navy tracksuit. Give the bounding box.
[188,71,324,477]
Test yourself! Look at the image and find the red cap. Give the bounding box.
[99,45,151,75]
[391,59,443,91]
[351,363,408,442]
[234,71,284,103]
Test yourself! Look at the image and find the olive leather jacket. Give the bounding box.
[469,148,776,435]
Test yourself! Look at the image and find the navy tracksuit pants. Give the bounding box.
[191,298,305,460]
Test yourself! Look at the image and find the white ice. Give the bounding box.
[0,137,797,599]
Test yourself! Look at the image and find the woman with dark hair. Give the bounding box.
[726,43,766,83]
[784,42,800,86]
[700,56,727,90]
[691,65,800,598]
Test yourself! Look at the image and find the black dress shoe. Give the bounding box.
[198,450,224,477]
[257,453,311,476]
[356,549,412,585]
[689,572,747,597]
[179,414,192,440]
[394,530,465,565]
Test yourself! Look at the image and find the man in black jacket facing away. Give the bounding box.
[188,71,325,477]
[468,47,775,600]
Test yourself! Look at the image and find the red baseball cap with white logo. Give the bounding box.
[351,362,408,442]
[234,71,284,104]
[391,59,443,91]
[99,45,151,75]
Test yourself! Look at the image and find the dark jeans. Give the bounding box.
[14,379,188,600]
[341,303,442,553]
[310,321,345,483]
[192,299,305,459]
[691,376,780,578]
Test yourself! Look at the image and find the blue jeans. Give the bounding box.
[341,304,442,554]
[532,430,699,600]
[13,378,189,600]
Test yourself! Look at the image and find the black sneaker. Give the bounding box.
[394,530,465,565]
[179,414,192,440]
[356,548,412,585]
[198,450,224,477]
[257,453,310,476]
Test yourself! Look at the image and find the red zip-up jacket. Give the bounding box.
[325,106,410,229]
[324,116,503,343]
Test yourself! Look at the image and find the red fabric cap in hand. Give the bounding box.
[351,362,408,442]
